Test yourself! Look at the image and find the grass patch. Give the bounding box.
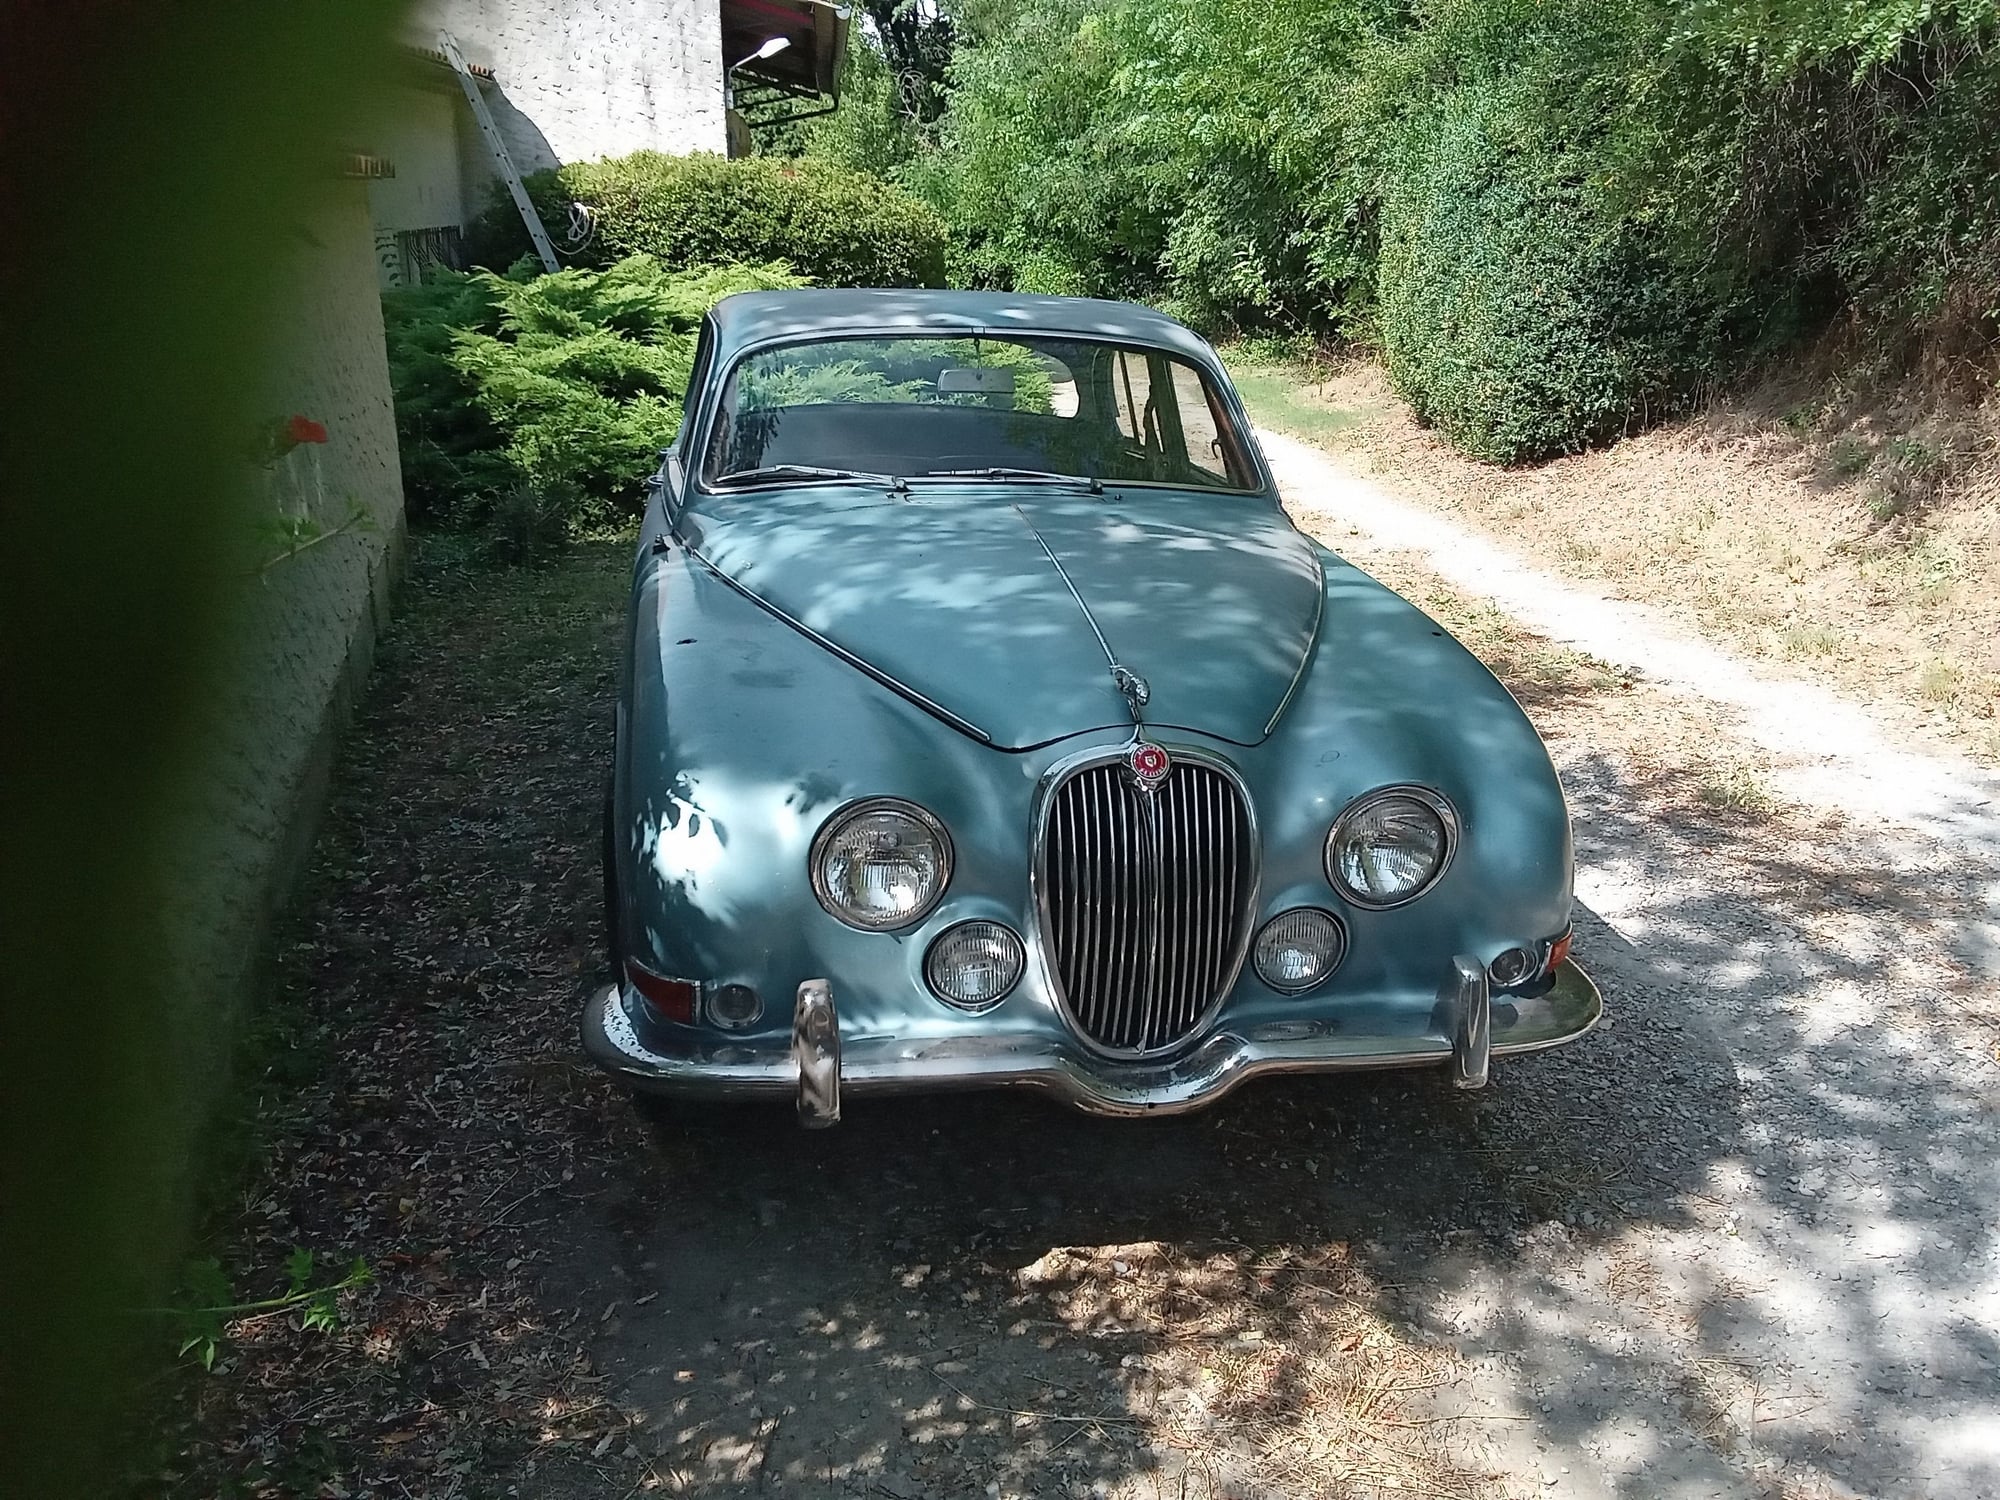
[1780,622,1843,659]
[1696,759,1777,816]
[1346,548,1635,714]
[1821,434,1873,480]
[1824,434,1880,482]
[1226,359,1364,448]
[1867,431,1959,522]
[1919,658,1965,703]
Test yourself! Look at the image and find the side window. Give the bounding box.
[1108,350,1158,452]
[1170,362,1233,483]
[672,318,715,456]
[1108,351,1247,488]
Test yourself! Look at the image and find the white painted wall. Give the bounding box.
[366,81,467,234]
[413,0,727,172]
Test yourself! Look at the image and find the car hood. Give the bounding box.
[679,487,1324,750]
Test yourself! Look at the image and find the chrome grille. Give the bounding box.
[1039,756,1255,1055]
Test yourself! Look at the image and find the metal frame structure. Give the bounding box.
[722,0,850,135]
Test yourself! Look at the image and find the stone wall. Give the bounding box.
[159,176,406,1091]
[239,174,406,893]
[366,76,469,235]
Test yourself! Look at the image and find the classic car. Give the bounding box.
[583,289,1600,1125]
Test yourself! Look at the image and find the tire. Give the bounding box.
[600,774,620,979]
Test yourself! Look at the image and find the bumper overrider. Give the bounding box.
[582,957,1602,1126]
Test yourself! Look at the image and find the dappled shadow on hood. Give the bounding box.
[680,486,1323,752]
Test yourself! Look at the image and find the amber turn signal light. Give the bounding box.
[1548,929,1574,972]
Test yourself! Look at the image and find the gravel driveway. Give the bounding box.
[162,454,2000,1497]
[1262,430,2000,1499]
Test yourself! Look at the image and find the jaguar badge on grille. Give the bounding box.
[1126,740,1172,791]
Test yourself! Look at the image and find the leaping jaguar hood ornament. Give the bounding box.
[1109,664,1151,719]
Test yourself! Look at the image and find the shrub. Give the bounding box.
[463,152,948,289]
[381,273,509,520]
[910,0,2000,453]
[381,255,802,535]
[1376,83,1706,462]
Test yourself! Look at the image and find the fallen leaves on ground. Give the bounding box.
[137,537,654,1498]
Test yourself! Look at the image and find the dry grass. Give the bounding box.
[1315,543,1809,831]
[1368,562,1638,703]
[1695,758,1780,817]
[1231,353,2000,766]
[1012,1242,1501,1500]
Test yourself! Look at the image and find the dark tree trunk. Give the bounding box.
[863,0,956,123]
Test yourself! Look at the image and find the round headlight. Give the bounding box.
[924,921,1025,1009]
[811,799,951,930]
[1325,787,1456,908]
[1253,908,1347,993]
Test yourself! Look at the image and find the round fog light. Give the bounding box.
[924,921,1024,1010]
[1488,946,1539,989]
[1253,908,1347,994]
[708,982,763,1029]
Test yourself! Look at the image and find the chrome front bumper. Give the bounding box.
[582,958,1602,1123]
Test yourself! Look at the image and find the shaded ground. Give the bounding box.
[140,540,640,1497]
[146,514,2000,1498]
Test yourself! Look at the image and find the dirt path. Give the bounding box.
[160,493,2000,1499]
[1259,427,2000,1498]
[1258,426,2000,971]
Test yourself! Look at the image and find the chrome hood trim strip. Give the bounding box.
[677,542,996,744]
[1011,504,1150,728]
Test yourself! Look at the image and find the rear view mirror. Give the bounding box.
[938,367,1016,395]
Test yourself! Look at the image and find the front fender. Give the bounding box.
[613,543,1044,1046]
[1245,547,1574,1007]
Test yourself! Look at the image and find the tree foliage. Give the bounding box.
[863,0,2000,457]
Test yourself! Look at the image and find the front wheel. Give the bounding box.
[600,774,619,979]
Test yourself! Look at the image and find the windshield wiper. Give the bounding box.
[920,467,1104,494]
[713,464,907,491]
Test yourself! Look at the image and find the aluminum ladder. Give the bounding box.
[435,30,560,273]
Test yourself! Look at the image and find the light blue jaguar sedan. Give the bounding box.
[583,290,1600,1125]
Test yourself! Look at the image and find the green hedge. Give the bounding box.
[1376,85,1703,463]
[382,254,801,539]
[465,151,949,288]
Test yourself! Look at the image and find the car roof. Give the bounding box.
[704,289,1221,370]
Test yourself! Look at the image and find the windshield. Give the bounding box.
[700,335,1259,491]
